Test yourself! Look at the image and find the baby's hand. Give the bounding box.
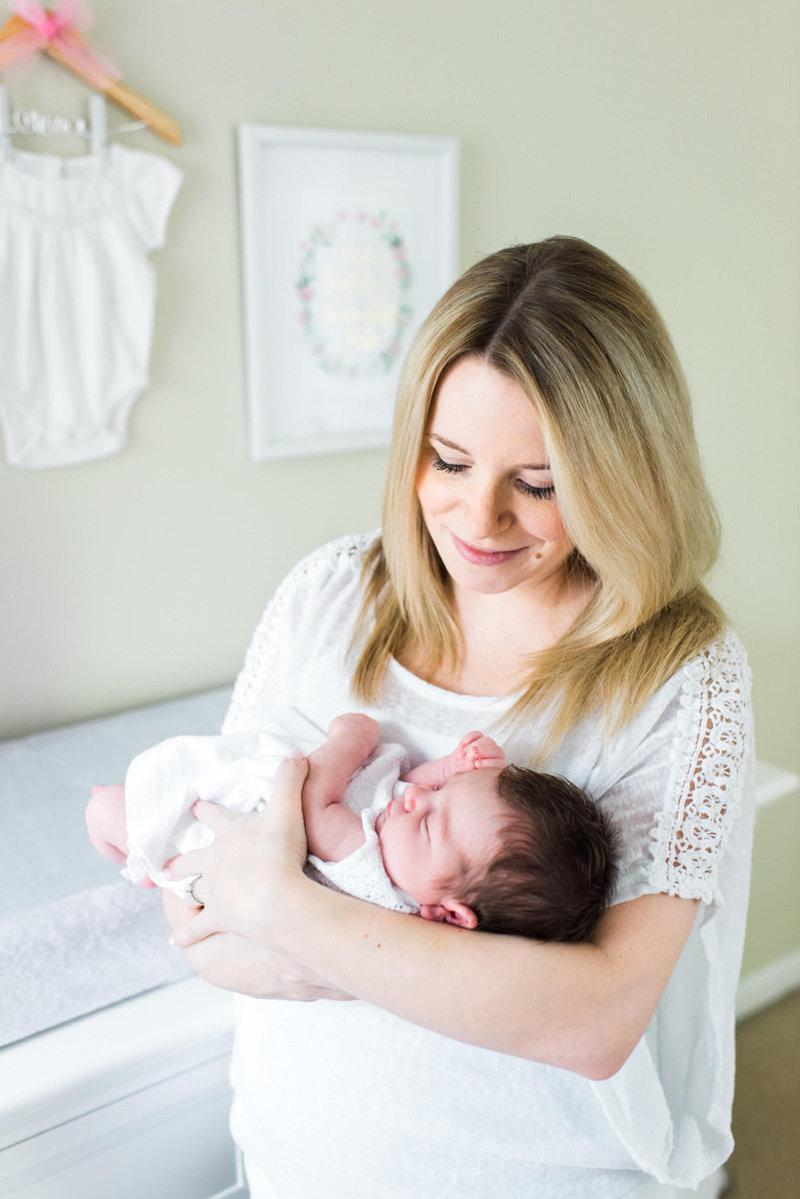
[449,731,506,774]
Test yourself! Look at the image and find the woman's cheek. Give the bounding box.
[545,505,568,543]
[416,467,450,521]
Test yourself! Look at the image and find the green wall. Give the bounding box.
[1,1,797,976]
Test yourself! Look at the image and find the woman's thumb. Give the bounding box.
[273,750,309,792]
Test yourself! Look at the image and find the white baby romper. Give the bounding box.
[0,142,182,466]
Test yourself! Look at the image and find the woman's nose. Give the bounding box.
[465,481,510,538]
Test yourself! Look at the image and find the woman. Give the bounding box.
[165,237,754,1198]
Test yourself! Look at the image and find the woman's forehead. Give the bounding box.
[428,360,550,460]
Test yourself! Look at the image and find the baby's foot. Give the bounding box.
[86,784,154,885]
[449,731,506,774]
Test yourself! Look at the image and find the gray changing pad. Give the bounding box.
[0,687,232,1047]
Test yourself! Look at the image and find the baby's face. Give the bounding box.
[375,769,509,904]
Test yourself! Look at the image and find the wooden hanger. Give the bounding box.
[0,12,181,145]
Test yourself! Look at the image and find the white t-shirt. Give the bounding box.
[223,533,755,1199]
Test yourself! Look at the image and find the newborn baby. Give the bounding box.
[87,712,615,940]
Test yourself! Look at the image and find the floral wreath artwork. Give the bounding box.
[295,210,414,380]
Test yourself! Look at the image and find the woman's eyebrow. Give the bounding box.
[429,432,550,472]
[429,432,467,453]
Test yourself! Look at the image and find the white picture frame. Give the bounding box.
[237,125,459,460]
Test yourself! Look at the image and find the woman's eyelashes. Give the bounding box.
[515,479,556,500]
[431,454,556,500]
[431,453,466,475]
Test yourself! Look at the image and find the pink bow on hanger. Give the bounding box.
[0,0,120,90]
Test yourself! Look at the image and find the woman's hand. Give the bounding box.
[168,752,310,947]
[162,890,353,1001]
[163,752,355,1002]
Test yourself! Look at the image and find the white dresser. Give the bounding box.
[0,688,245,1199]
[0,979,243,1199]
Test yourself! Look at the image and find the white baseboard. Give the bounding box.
[736,946,800,1022]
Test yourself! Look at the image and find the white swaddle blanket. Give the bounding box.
[123,707,418,913]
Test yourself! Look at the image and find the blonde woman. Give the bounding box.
[165,238,753,1199]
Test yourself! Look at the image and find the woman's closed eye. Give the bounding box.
[432,454,556,500]
[515,479,556,500]
[432,453,467,476]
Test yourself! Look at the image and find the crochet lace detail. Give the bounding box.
[648,628,753,904]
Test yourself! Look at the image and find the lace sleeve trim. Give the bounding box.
[223,532,374,733]
[647,628,753,905]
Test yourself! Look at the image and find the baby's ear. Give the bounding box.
[418,900,478,930]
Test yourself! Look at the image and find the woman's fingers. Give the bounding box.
[190,798,233,830]
[165,849,206,880]
[171,906,217,947]
[274,750,309,788]
[265,752,310,867]
[164,798,229,879]
[162,752,312,949]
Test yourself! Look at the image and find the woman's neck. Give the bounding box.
[403,572,595,697]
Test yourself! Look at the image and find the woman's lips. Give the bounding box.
[451,533,526,566]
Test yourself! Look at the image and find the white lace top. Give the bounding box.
[224,533,755,1199]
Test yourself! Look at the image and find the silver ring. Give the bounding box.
[185,873,204,907]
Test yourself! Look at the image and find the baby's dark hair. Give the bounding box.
[462,765,617,942]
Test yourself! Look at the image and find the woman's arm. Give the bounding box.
[259,878,697,1080]
[169,755,698,1080]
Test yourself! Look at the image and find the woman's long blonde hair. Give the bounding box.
[352,237,723,754]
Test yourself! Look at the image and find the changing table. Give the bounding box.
[0,688,248,1199]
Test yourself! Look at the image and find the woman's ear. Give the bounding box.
[418,900,478,930]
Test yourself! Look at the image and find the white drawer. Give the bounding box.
[0,1054,247,1199]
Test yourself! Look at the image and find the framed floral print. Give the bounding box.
[237,125,459,459]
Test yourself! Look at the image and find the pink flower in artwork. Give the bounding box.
[299,286,314,302]
[298,311,310,326]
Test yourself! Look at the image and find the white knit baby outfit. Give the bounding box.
[0,143,181,467]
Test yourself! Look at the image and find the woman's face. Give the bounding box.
[416,356,573,599]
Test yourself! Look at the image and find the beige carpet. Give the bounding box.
[725,987,800,1197]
